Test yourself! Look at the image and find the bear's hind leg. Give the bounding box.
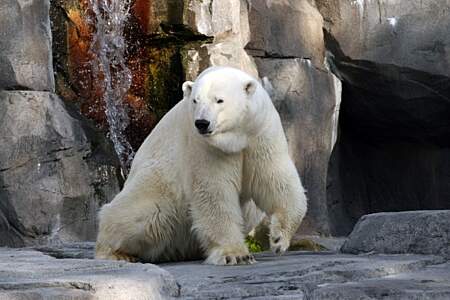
[95,190,184,263]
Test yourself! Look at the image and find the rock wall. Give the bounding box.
[0,1,121,247]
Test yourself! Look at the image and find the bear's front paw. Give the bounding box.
[204,245,256,266]
[269,214,291,255]
[270,232,290,255]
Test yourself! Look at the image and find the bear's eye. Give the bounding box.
[216,99,224,104]
[193,99,197,104]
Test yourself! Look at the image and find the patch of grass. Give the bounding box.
[245,236,264,253]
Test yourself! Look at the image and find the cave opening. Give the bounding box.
[327,58,450,236]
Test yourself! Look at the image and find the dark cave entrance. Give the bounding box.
[326,59,450,236]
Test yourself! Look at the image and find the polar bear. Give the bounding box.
[95,66,307,265]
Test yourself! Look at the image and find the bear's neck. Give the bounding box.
[249,89,279,138]
[247,91,288,154]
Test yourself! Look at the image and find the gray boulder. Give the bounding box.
[0,91,120,247]
[0,248,179,299]
[341,210,450,258]
[0,0,54,91]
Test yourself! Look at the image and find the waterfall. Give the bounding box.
[88,0,135,176]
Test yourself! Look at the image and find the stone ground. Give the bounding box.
[164,252,450,299]
[1,243,449,299]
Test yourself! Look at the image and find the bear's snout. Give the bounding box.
[195,119,211,134]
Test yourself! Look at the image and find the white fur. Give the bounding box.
[95,66,307,265]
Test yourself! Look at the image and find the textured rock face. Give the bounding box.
[0,248,179,299]
[317,0,450,76]
[175,0,259,81]
[0,91,120,247]
[247,0,325,67]
[0,0,54,91]
[341,211,450,258]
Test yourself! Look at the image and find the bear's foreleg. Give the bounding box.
[190,181,255,265]
[253,159,307,255]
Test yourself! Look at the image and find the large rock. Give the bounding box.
[0,248,179,299]
[0,91,120,247]
[341,210,450,258]
[247,0,325,67]
[317,0,450,76]
[255,58,341,235]
[0,0,54,91]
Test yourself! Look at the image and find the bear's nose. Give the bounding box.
[195,119,210,134]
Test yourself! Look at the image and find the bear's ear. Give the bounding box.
[244,80,257,97]
[182,81,194,99]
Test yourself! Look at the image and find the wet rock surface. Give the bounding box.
[2,246,450,300]
[0,91,120,247]
[342,211,450,259]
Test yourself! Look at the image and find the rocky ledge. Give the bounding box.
[1,247,449,299]
[1,211,450,299]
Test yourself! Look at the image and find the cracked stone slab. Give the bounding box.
[163,251,449,299]
[0,248,179,299]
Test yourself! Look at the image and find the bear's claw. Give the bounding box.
[236,254,255,264]
[224,254,256,265]
[205,246,256,265]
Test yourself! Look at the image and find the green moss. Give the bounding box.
[245,236,264,253]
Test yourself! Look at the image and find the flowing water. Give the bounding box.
[88,0,135,176]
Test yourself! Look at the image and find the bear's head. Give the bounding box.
[182,67,266,154]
